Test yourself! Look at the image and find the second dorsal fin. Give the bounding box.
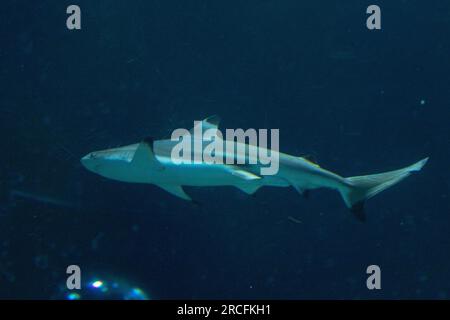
[189,115,221,135]
[301,154,319,167]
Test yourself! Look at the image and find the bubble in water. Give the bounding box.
[56,274,150,300]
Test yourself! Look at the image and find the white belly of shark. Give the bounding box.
[81,116,428,222]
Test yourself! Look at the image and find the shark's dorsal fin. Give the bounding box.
[132,137,164,170]
[189,115,221,135]
[157,185,192,201]
[301,154,320,167]
[204,115,221,129]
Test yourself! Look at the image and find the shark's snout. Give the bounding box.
[80,153,98,172]
[80,147,136,183]
[80,153,91,164]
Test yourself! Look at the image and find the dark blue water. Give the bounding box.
[0,0,449,299]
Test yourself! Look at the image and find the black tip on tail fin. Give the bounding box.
[192,199,202,207]
[351,201,366,222]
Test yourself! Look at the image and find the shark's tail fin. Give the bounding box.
[339,158,428,221]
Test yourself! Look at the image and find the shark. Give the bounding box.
[81,116,428,221]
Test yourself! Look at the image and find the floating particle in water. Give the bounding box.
[123,287,148,300]
[8,172,25,185]
[67,292,81,300]
[0,205,9,217]
[325,258,335,269]
[91,232,105,251]
[418,274,428,283]
[88,279,109,295]
[42,116,51,126]
[420,99,426,106]
[34,254,49,270]
[91,280,104,289]
[264,276,276,287]
[0,268,15,283]
[438,291,447,299]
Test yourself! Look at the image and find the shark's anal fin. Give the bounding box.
[132,137,164,170]
[292,185,310,199]
[158,185,192,201]
[236,184,262,195]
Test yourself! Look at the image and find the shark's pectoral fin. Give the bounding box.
[158,185,192,201]
[232,170,261,180]
[229,167,262,194]
[235,184,262,195]
[132,137,164,170]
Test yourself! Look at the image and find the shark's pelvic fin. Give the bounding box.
[132,137,164,170]
[236,184,262,195]
[158,185,192,201]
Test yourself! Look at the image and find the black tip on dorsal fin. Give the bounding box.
[133,136,165,170]
[351,201,366,222]
[143,137,155,150]
[302,154,319,165]
[205,115,221,126]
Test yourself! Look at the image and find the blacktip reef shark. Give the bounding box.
[81,116,428,221]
